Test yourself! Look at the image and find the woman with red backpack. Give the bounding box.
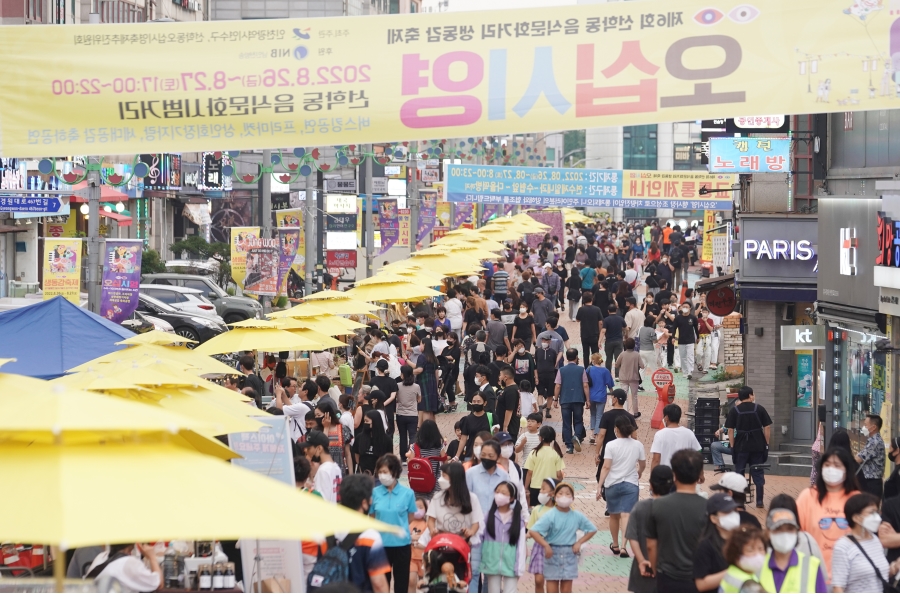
[406,420,446,496]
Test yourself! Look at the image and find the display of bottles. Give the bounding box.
[198,564,212,590]
[224,563,236,589]
[212,563,224,590]
[163,544,178,588]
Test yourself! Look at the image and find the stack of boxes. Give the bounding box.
[693,397,721,465]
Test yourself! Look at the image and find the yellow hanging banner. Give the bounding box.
[0,0,896,155]
[275,208,305,279]
[43,238,82,304]
[702,210,718,262]
[230,226,259,290]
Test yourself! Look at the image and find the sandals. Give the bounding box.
[609,543,621,556]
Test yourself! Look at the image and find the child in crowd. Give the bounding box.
[523,425,566,508]
[409,496,428,593]
[481,481,528,592]
[446,420,462,460]
[529,483,598,593]
[516,412,544,468]
[527,478,558,593]
[519,379,538,418]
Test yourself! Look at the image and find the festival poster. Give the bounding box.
[231,226,259,290]
[525,210,564,249]
[453,203,474,229]
[417,190,437,243]
[378,198,399,254]
[43,238,81,304]
[275,208,305,279]
[44,216,77,239]
[481,204,501,224]
[796,352,813,408]
[702,210,717,262]
[100,239,142,323]
[243,238,279,296]
[277,228,300,294]
[436,202,451,229]
[504,204,515,216]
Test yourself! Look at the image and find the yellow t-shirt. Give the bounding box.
[526,503,553,530]
[523,445,566,489]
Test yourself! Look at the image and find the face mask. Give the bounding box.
[718,511,741,532]
[520,308,527,314]
[538,492,552,506]
[470,403,484,413]
[494,493,511,508]
[541,342,550,349]
[378,473,395,487]
[863,512,883,534]
[311,455,321,464]
[501,445,514,459]
[414,509,426,520]
[555,496,573,509]
[770,532,798,553]
[738,553,766,574]
[473,445,482,459]
[517,348,525,355]
[481,458,497,471]
[822,466,846,486]
[438,477,451,491]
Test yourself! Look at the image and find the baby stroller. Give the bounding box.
[419,533,471,593]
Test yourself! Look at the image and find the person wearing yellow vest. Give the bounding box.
[761,508,827,593]
[720,525,768,593]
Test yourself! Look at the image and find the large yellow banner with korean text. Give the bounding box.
[0,0,896,155]
[43,238,82,304]
[231,226,259,289]
[276,208,305,280]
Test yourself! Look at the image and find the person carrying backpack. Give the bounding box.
[724,386,773,508]
[307,474,390,593]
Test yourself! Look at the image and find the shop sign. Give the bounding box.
[325,193,356,214]
[738,217,818,282]
[324,179,357,193]
[876,210,900,269]
[818,197,880,310]
[707,287,737,317]
[371,177,388,194]
[138,153,181,191]
[780,325,825,350]
[879,287,900,316]
[651,368,674,389]
[198,151,232,191]
[325,250,357,269]
[325,213,357,232]
[421,169,440,183]
[708,138,790,173]
[742,239,815,261]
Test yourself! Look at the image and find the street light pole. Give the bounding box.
[86,157,101,313]
[260,149,272,311]
[409,141,420,253]
[365,144,374,278]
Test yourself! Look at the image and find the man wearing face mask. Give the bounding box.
[466,441,510,593]
[667,301,698,380]
[305,430,342,504]
[725,386,772,508]
[759,508,827,593]
[495,369,522,440]
[855,413,886,500]
[709,472,762,528]
[693,493,743,593]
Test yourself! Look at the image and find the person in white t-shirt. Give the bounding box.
[444,289,464,333]
[307,430,343,504]
[276,378,315,442]
[596,415,646,557]
[85,543,163,593]
[518,379,538,418]
[649,404,702,469]
[338,394,356,446]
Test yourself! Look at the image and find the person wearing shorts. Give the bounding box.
[529,483,597,591]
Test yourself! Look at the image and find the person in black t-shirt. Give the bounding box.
[724,386,772,506]
[456,391,491,461]
[576,292,604,359]
[693,493,739,593]
[369,360,399,453]
[495,368,521,440]
[600,304,627,376]
[667,303,698,378]
[654,280,673,307]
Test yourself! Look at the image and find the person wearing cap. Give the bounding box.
[531,286,556,335]
[693,493,743,592]
[709,472,762,529]
[541,262,561,305]
[758,507,827,593]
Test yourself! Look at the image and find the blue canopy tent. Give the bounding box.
[0,296,133,379]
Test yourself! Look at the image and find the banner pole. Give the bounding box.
[365,144,374,279]
[86,157,102,313]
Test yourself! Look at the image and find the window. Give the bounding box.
[389,0,399,13]
[146,289,179,304]
[182,279,211,293]
[792,115,814,210]
[25,0,43,21]
[623,125,657,170]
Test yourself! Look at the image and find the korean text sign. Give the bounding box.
[0,0,896,155]
[43,238,81,304]
[708,138,790,173]
[100,239,143,323]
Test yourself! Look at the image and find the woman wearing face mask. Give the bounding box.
[769,494,826,567]
[510,338,537,388]
[455,393,491,463]
[407,419,445,495]
[463,431,493,471]
[370,453,418,594]
[357,409,390,476]
[596,416,645,559]
[526,478,557,592]
[511,302,536,353]
[413,338,440,424]
[832,493,900,592]
[760,507,827,593]
[481,481,527,593]
[426,461,482,541]
[719,526,768,592]
[529,483,598,593]
[693,493,744,593]
[796,446,861,584]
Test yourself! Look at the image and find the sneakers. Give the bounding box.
[687,374,693,380]
[566,447,575,455]
[638,384,645,392]
[589,437,596,445]
[573,436,583,453]
[634,412,642,419]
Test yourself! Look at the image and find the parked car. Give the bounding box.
[141,273,263,323]
[121,310,174,334]
[135,294,227,345]
[139,284,226,324]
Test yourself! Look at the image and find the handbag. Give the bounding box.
[848,535,899,593]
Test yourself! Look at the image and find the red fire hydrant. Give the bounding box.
[650,368,675,430]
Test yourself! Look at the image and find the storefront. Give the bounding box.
[817,197,888,450]
[737,214,819,447]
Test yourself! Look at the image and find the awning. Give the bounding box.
[182,203,211,227]
[100,211,132,227]
[695,273,735,293]
[67,182,129,203]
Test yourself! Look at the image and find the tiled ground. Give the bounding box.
[400,268,809,592]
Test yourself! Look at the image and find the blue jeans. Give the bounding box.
[589,401,605,435]
[711,441,732,466]
[561,401,586,449]
[468,541,482,593]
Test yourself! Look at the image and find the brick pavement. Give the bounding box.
[399,271,809,593]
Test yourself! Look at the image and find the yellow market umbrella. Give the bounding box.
[355,272,440,288]
[283,328,348,349]
[227,318,283,328]
[440,245,508,261]
[434,236,508,252]
[301,298,381,315]
[302,289,381,304]
[475,225,527,241]
[274,316,364,335]
[136,388,266,435]
[511,212,552,230]
[117,330,197,346]
[2,440,397,588]
[268,302,334,319]
[68,344,239,376]
[406,255,483,275]
[193,327,320,355]
[345,282,442,303]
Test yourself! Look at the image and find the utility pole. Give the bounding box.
[364,144,374,278]
[86,157,101,313]
[260,149,272,311]
[304,176,315,297]
[409,141,420,253]
[316,170,324,291]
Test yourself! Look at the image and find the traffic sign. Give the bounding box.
[651,368,674,389]
[0,196,62,212]
[707,287,737,316]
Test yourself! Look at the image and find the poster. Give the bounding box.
[399,208,411,249]
[378,198,399,254]
[277,228,300,295]
[243,238,279,296]
[100,239,143,323]
[275,208,305,279]
[453,202,474,229]
[2,0,898,155]
[525,210,564,250]
[702,210,717,262]
[42,238,81,304]
[796,352,813,408]
[417,190,437,243]
[436,202,451,229]
[230,226,259,289]
[228,417,304,594]
[481,204,501,224]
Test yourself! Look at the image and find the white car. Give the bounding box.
[139,284,226,323]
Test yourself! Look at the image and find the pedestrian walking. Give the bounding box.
[667,301,698,380]
[649,404,701,469]
[596,416,645,558]
[760,507,827,593]
[586,352,615,444]
[553,348,588,454]
[626,466,674,594]
[855,413,886,500]
[523,425,566,507]
[724,386,772,507]
[718,525,768,593]
[526,478,558,593]
[575,292,603,359]
[481,481,527,593]
[371,454,418,594]
[614,338,644,418]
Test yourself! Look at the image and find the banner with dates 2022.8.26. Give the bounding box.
[0,0,896,155]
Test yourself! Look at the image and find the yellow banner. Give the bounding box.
[231,226,259,289]
[275,208,305,279]
[436,202,451,229]
[702,210,717,262]
[43,238,81,304]
[0,0,895,155]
